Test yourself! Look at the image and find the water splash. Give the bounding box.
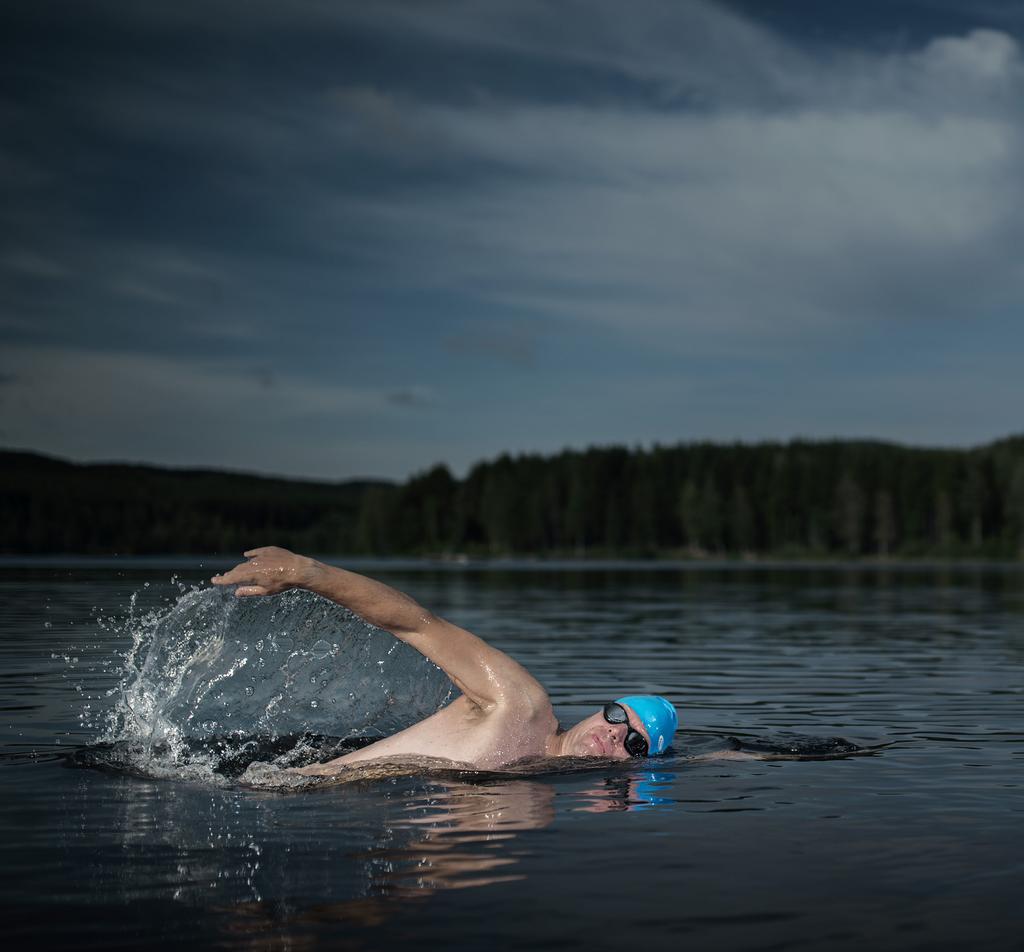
[84,584,455,784]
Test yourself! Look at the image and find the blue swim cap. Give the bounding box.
[615,695,678,755]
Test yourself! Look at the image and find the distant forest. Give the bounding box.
[3,437,1024,559]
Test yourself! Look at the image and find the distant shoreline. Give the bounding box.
[4,437,1024,561]
[2,554,1022,571]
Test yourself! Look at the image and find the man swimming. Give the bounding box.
[212,547,678,775]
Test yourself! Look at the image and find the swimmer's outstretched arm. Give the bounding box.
[211,546,547,711]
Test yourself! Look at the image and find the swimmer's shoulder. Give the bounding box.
[487,682,555,725]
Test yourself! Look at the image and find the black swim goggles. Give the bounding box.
[603,702,649,758]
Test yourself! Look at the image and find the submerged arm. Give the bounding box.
[211,547,547,710]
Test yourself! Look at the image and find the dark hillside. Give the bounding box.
[3,437,1023,558]
[0,451,391,555]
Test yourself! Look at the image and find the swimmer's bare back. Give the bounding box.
[291,696,562,774]
[212,547,561,772]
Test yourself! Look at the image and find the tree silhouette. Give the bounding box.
[3,438,1024,558]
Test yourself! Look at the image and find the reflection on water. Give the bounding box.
[362,780,556,896]
[55,762,677,944]
[572,772,676,812]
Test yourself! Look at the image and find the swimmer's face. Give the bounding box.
[564,703,651,760]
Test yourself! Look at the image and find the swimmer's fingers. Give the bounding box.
[234,585,270,597]
[211,548,314,595]
[210,562,253,586]
[208,562,269,594]
[243,546,280,558]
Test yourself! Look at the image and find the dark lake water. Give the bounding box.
[2,558,1022,950]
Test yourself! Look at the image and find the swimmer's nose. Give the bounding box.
[605,723,629,756]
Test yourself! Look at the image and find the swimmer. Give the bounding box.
[212,547,678,775]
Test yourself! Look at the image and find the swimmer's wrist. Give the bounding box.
[298,557,327,591]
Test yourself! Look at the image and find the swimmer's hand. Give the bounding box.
[211,546,322,597]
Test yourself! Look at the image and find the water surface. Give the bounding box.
[2,559,1022,950]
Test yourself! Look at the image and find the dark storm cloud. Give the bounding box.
[2,1,1023,477]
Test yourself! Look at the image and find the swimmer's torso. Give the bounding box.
[293,695,560,774]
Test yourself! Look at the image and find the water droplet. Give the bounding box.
[43,621,53,630]
[244,687,254,697]
[311,639,331,659]
[310,700,318,709]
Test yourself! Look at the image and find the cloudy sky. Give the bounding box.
[2,0,1023,481]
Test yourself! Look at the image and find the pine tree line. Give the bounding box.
[3,438,1024,558]
[359,437,1024,559]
